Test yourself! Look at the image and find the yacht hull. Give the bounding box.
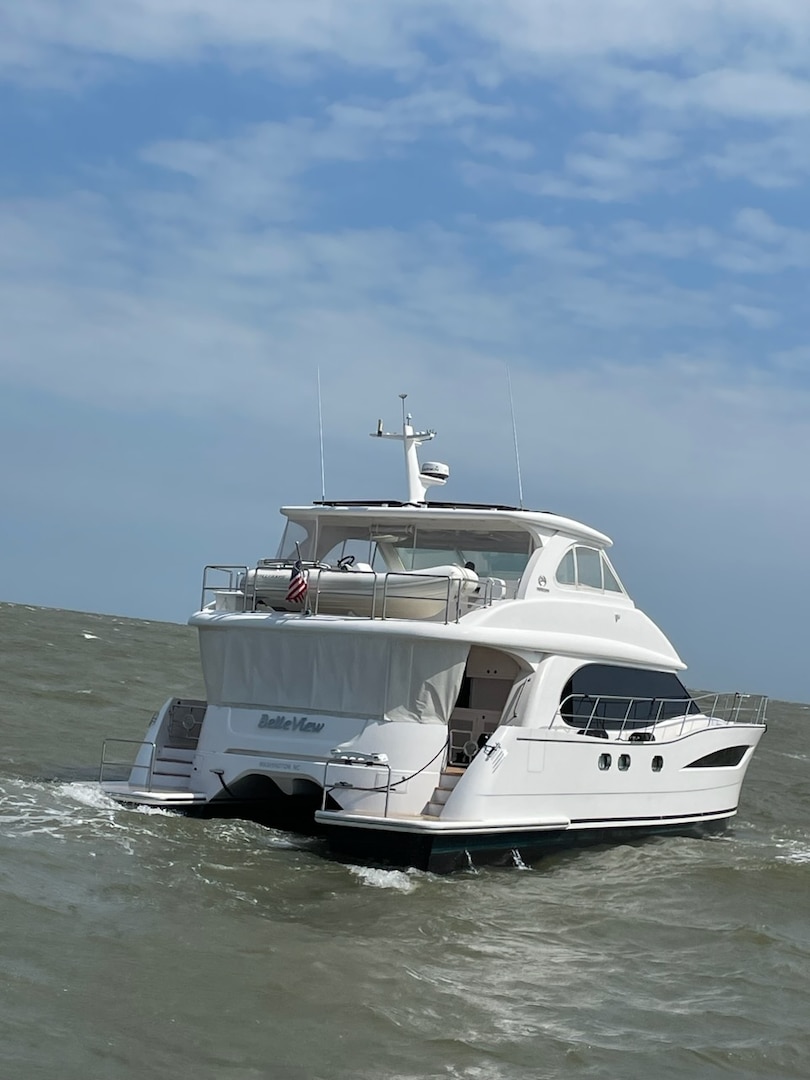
[318,812,733,873]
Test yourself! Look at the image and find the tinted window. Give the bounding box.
[602,559,622,592]
[686,745,749,768]
[576,547,602,589]
[556,550,576,585]
[556,547,625,594]
[560,664,699,728]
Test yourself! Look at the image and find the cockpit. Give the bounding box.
[276,514,538,598]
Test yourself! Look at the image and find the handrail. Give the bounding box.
[99,738,157,790]
[322,756,393,817]
[204,561,503,623]
[557,692,768,739]
[201,565,250,611]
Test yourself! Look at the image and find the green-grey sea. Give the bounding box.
[1,601,808,1080]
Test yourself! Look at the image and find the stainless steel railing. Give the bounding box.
[201,565,250,611]
[321,755,393,817]
[558,692,768,740]
[99,738,157,790]
[200,561,507,623]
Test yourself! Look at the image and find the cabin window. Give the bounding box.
[685,746,749,768]
[618,754,631,771]
[598,753,612,771]
[560,664,699,728]
[576,547,602,589]
[602,561,622,593]
[555,547,625,594]
[557,550,576,584]
[652,756,664,772]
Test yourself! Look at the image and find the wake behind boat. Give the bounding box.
[99,400,766,871]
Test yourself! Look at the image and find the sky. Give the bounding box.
[1,1,808,702]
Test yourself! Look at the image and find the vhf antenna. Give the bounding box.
[317,367,326,502]
[506,364,524,509]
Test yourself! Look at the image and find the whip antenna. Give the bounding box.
[506,364,524,509]
[317,367,326,502]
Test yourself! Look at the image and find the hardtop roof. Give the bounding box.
[279,501,613,547]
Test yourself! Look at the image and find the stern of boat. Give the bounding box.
[99,697,211,808]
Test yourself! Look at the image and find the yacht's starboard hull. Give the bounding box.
[316,811,734,873]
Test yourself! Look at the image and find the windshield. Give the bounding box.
[392,528,534,580]
[277,518,537,579]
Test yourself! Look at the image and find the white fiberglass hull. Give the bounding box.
[101,696,765,872]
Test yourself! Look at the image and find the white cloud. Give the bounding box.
[137,87,510,225]
[489,220,603,268]
[602,65,810,120]
[458,132,535,162]
[607,220,718,259]
[770,345,810,372]
[602,213,810,277]
[0,0,428,84]
[705,127,810,187]
[465,128,685,203]
[449,0,810,65]
[5,1,810,93]
[731,303,780,329]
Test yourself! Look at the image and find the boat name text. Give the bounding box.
[258,713,325,734]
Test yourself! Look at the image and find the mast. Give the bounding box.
[371,394,448,503]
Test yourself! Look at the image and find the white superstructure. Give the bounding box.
[100,402,767,870]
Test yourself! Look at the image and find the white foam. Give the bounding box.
[58,782,121,811]
[1,781,116,842]
[132,803,175,817]
[82,633,100,640]
[775,840,810,864]
[347,865,420,892]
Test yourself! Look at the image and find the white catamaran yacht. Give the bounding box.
[100,402,767,871]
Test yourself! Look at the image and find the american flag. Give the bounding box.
[286,559,308,604]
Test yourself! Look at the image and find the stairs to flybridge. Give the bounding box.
[425,767,464,817]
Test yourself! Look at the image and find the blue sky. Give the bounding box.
[1,1,808,702]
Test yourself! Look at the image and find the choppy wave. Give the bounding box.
[347,865,423,892]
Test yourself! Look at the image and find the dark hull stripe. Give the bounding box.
[569,806,737,826]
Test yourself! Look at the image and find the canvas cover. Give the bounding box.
[199,626,468,724]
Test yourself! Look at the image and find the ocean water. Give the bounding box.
[1,601,808,1080]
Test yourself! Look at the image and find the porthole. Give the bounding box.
[618,754,631,772]
[598,753,612,771]
[651,755,663,772]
